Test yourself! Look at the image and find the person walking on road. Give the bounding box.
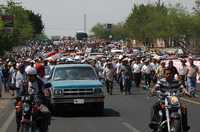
[2,63,10,93]
[132,58,142,88]
[0,61,3,97]
[178,59,188,89]
[115,59,122,82]
[156,61,166,79]
[9,62,17,96]
[141,59,152,90]
[103,62,114,95]
[15,63,25,97]
[186,58,200,97]
[119,58,133,95]
[150,59,159,84]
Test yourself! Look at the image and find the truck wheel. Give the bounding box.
[51,104,57,115]
[95,102,104,114]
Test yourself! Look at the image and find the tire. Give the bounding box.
[39,121,49,132]
[95,102,104,114]
[51,104,57,115]
[157,120,181,132]
[171,119,181,132]
[20,124,31,132]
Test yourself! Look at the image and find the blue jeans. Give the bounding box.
[16,88,21,97]
[187,77,196,93]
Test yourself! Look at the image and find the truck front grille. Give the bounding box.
[63,88,94,96]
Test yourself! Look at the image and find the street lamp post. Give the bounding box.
[83,14,87,33]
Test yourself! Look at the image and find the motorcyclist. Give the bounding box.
[149,68,190,132]
[25,66,44,95]
[17,66,51,131]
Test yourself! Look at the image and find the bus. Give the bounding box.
[76,31,88,40]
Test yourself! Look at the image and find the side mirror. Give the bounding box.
[99,77,105,85]
[45,75,51,80]
[44,83,52,89]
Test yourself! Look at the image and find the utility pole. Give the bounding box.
[83,14,87,33]
[157,0,161,6]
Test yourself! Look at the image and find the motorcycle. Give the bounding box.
[154,84,185,132]
[16,85,51,132]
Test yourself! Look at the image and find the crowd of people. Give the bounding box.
[101,56,200,97]
[0,38,199,132]
[0,39,199,98]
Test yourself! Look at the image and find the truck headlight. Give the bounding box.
[54,89,63,95]
[94,88,102,94]
[94,87,104,95]
[169,96,179,105]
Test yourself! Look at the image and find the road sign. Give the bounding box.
[0,15,14,33]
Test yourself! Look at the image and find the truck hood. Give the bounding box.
[50,80,103,89]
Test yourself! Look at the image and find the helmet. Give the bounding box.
[118,55,123,60]
[25,66,37,75]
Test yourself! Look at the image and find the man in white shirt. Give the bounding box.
[115,59,122,82]
[15,63,25,97]
[141,60,152,89]
[150,59,159,84]
[178,59,188,88]
[132,58,142,87]
[103,62,114,95]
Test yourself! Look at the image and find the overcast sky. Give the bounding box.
[0,0,196,37]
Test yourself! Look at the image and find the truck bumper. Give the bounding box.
[51,97,104,104]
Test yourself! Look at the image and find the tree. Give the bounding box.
[91,23,108,39]
[26,10,44,35]
[193,0,200,15]
[7,1,33,45]
[0,19,3,30]
[91,2,199,49]
[125,4,170,45]
[0,1,45,55]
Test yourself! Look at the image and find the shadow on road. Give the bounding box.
[52,108,120,118]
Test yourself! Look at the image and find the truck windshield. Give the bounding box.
[53,67,97,81]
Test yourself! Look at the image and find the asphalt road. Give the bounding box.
[3,87,200,132]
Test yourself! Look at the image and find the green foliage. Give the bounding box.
[91,2,200,48]
[0,1,44,55]
[91,23,108,39]
[0,20,3,30]
[194,0,200,15]
[34,34,49,42]
[111,22,128,40]
[126,4,176,41]
[26,10,44,35]
[91,22,128,40]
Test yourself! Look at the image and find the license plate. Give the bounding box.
[74,99,84,104]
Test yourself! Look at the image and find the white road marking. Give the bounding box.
[181,97,200,105]
[0,110,15,132]
[122,122,141,132]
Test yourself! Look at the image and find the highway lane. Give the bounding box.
[5,88,200,132]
